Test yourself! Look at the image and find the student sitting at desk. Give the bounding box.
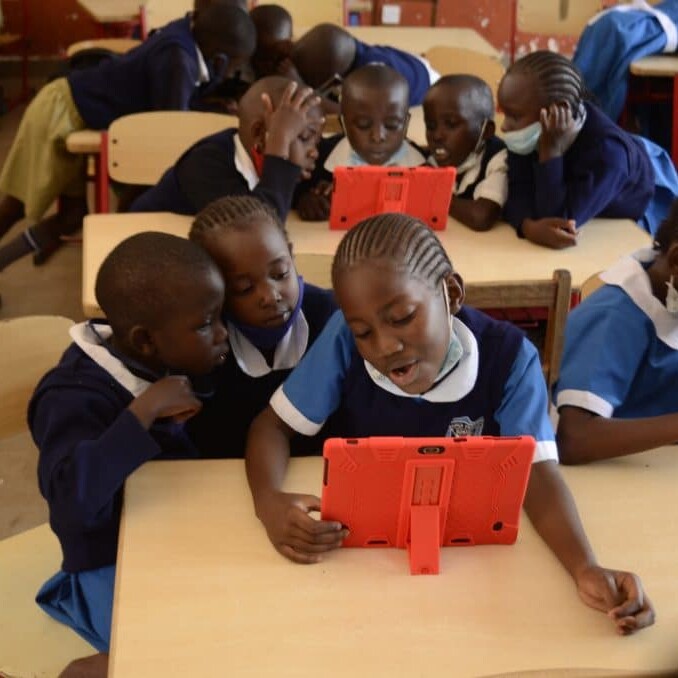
[0,3,256,276]
[28,233,228,676]
[130,78,323,219]
[296,64,426,221]
[249,4,294,80]
[187,195,337,457]
[246,213,655,636]
[424,74,507,232]
[499,50,678,249]
[291,23,439,108]
[554,198,678,464]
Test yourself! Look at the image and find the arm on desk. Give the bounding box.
[450,196,501,232]
[246,406,348,564]
[524,460,655,634]
[557,406,678,464]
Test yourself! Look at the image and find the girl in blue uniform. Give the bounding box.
[499,50,677,248]
[555,198,678,463]
[246,212,654,635]
[187,195,337,456]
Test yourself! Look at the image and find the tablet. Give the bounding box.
[321,436,535,575]
[328,165,457,231]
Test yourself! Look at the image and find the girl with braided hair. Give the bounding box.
[499,50,676,248]
[245,212,654,635]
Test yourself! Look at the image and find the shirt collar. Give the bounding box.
[227,310,309,377]
[233,133,259,190]
[363,315,479,402]
[324,137,425,172]
[69,322,153,397]
[194,44,209,85]
[600,247,678,349]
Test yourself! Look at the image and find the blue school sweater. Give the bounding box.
[352,40,435,106]
[503,101,653,233]
[28,341,200,573]
[67,16,203,129]
[187,284,337,457]
[130,128,302,219]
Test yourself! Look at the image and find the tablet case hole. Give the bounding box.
[418,445,444,455]
[450,537,471,544]
[367,539,388,545]
[492,521,504,531]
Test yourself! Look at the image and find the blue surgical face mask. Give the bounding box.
[435,283,463,382]
[225,276,305,351]
[502,121,542,155]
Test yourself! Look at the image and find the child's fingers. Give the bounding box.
[278,543,322,564]
[279,80,299,106]
[563,218,577,233]
[261,92,274,115]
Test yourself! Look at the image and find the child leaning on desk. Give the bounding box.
[554,198,678,464]
[130,77,323,220]
[499,50,678,249]
[185,195,337,457]
[423,74,507,232]
[246,213,655,635]
[28,233,228,675]
[0,4,256,275]
[295,64,426,221]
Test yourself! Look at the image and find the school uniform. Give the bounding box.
[294,133,426,203]
[0,15,212,220]
[187,283,337,457]
[429,135,508,207]
[271,306,558,464]
[554,248,678,419]
[351,40,440,106]
[130,128,302,219]
[28,322,200,651]
[502,101,675,236]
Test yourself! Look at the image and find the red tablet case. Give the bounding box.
[321,436,535,575]
[328,166,457,231]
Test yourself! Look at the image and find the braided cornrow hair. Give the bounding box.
[190,195,289,246]
[653,198,678,253]
[331,213,453,289]
[508,50,586,114]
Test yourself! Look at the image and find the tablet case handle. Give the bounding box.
[378,172,409,214]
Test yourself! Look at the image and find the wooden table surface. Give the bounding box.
[109,447,678,677]
[77,0,144,23]
[630,55,678,77]
[82,211,650,317]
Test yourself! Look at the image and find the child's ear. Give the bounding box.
[250,117,267,152]
[128,325,156,358]
[445,272,465,314]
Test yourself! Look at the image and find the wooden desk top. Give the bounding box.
[82,212,650,317]
[110,448,678,677]
[77,0,144,23]
[630,55,678,77]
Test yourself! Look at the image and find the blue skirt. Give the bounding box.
[36,565,115,653]
[637,135,678,236]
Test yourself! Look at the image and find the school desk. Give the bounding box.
[108,447,678,678]
[82,211,651,317]
[629,55,678,165]
[77,0,144,26]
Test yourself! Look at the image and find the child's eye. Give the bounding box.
[391,311,416,326]
[271,267,290,281]
[385,118,406,131]
[232,284,253,295]
[351,326,371,340]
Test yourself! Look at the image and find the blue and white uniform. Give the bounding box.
[554,248,678,419]
[271,306,558,464]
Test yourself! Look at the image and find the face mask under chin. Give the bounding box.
[502,121,542,155]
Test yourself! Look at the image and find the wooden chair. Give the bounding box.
[97,110,237,212]
[579,271,604,301]
[464,269,572,391]
[424,46,505,95]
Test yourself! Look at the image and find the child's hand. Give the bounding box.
[538,102,580,161]
[522,217,578,249]
[256,490,349,564]
[127,375,202,429]
[262,82,321,162]
[296,181,332,220]
[575,565,655,635]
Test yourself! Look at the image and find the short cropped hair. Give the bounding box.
[428,74,495,127]
[95,232,217,335]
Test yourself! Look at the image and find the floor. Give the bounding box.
[0,98,86,541]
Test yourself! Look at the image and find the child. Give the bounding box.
[0,3,256,273]
[246,213,655,635]
[554,198,678,464]
[249,4,294,80]
[498,50,677,249]
[130,77,323,220]
[29,232,228,674]
[186,195,337,457]
[291,23,439,107]
[296,64,426,221]
[424,74,507,232]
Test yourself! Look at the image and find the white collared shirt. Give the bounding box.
[324,137,425,173]
[233,133,259,190]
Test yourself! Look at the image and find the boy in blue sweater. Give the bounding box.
[29,232,228,675]
[0,3,256,275]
